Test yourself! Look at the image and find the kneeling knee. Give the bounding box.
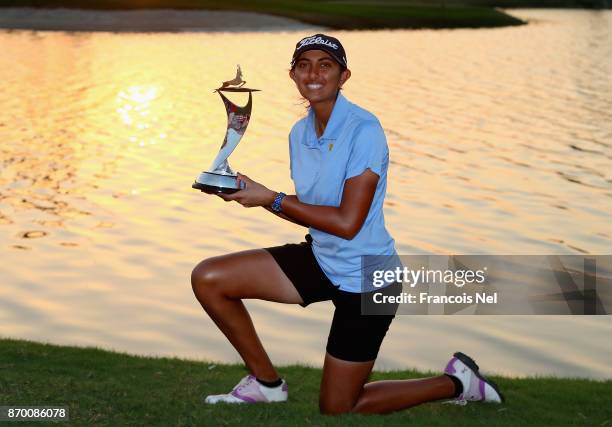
[191,258,223,297]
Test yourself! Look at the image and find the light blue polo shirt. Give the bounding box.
[288,93,397,293]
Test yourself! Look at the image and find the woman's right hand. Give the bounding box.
[217,173,276,208]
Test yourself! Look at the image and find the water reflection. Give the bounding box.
[0,10,611,378]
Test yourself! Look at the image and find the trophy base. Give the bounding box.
[192,171,244,194]
[192,182,241,194]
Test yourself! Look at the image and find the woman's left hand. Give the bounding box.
[217,173,276,208]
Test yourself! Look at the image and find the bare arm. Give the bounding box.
[220,170,379,240]
[278,171,378,239]
[262,206,309,228]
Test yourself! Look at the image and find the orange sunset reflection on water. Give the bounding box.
[1,9,611,378]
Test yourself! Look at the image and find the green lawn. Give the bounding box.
[0,0,528,29]
[2,0,608,30]
[1,338,611,426]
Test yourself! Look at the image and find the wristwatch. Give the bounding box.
[271,192,286,212]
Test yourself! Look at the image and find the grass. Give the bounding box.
[0,0,529,29]
[1,338,612,426]
[2,0,609,30]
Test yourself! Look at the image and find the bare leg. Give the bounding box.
[191,249,303,382]
[319,353,456,415]
[353,376,456,413]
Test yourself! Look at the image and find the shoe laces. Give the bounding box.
[233,375,255,393]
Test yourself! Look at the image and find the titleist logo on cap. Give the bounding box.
[297,36,338,50]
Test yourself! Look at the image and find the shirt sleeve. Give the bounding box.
[345,120,388,180]
[288,133,294,181]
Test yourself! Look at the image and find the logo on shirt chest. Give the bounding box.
[328,143,334,151]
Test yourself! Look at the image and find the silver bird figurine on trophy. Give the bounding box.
[192,65,260,194]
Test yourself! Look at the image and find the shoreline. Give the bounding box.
[0,5,526,32]
[0,8,322,32]
[3,337,611,380]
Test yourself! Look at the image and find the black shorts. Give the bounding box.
[264,235,400,362]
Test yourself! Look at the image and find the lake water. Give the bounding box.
[1,9,611,379]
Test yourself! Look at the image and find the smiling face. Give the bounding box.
[289,50,351,106]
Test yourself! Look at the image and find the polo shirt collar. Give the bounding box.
[303,92,350,147]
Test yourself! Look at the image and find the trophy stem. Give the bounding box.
[192,68,259,194]
[212,159,235,176]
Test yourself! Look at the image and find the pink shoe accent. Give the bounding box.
[444,357,458,375]
[231,390,258,403]
[230,375,267,403]
[478,378,486,401]
[443,352,504,405]
[204,374,288,404]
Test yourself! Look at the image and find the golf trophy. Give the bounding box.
[192,65,260,194]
